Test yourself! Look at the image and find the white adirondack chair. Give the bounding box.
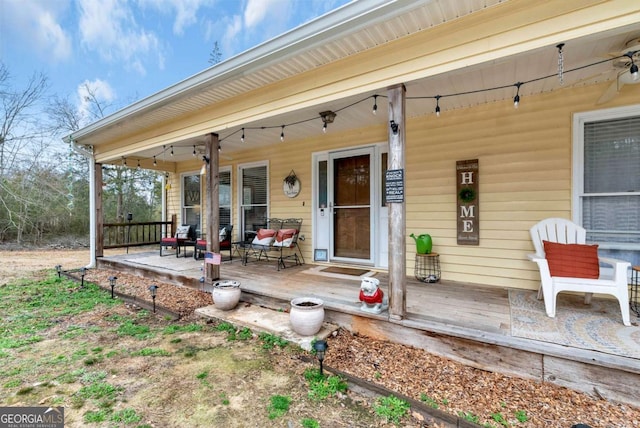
[528,218,631,326]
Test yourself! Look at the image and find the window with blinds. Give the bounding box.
[219,169,231,227]
[581,114,640,265]
[240,164,268,240]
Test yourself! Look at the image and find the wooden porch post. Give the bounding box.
[95,162,104,258]
[387,84,406,320]
[204,133,220,281]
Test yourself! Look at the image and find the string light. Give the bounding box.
[122,157,127,166]
[137,159,141,169]
[138,46,633,152]
[192,145,196,157]
[322,122,327,133]
[153,156,157,166]
[628,53,639,81]
[513,82,522,109]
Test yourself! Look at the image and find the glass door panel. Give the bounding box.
[330,151,372,262]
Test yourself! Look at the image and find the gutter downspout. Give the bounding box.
[69,140,97,269]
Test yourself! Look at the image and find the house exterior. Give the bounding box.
[65,0,640,303]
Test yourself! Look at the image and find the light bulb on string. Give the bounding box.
[153,156,157,166]
[322,122,327,133]
[192,145,196,157]
[372,95,378,115]
[629,55,639,81]
[170,146,174,156]
[280,125,285,142]
[513,82,522,109]
[435,95,441,117]
[241,128,245,143]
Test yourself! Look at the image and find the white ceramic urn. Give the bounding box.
[289,297,325,336]
[212,280,241,311]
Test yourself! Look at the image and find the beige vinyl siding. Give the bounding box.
[164,81,638,291]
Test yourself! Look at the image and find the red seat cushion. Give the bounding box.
[542,240,600,279]
[161,237,177,244]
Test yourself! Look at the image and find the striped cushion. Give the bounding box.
[543,241,599,279]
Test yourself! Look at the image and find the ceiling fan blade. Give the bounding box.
[618,68,639,85]
[596,80,620,105]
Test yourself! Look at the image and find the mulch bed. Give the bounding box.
[80,267,639,428]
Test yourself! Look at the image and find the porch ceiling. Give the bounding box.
[73,0,640,166]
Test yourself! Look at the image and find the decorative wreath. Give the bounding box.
[284,170,298,189]
[458,187,476,203]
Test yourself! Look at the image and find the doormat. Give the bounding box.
[321,266,370,276]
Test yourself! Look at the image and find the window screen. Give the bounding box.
[582,115,640,263]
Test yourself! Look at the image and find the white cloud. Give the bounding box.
[78,0,161,75]
[1,0,72,62]
[244,0,291,29]
[138,0,210,35]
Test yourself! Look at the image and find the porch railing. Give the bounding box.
[103,214,176,249]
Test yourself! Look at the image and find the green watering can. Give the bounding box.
[410,233,432,254]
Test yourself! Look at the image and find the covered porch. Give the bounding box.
[96,249,640,408]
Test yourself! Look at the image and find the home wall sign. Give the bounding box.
[283,170,301,198]
[456,159,479,245]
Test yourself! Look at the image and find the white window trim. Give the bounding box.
[237,160,269,239]
[572,104,640,225]
[180,170,202,230]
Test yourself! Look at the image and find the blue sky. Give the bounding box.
[1,0,351,123]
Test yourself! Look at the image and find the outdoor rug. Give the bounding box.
[509,289,640,359]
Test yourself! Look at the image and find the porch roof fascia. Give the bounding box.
[62,0,426,146]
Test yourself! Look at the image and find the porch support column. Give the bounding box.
[387,84,406,321]
[204,133,220,281]
[95,162,104,259]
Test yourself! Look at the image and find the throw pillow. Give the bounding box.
[219,228,227,242]
[176,225,191,239]
[542,240,599,279]
[252,228,276,246]
[273,228,297,247]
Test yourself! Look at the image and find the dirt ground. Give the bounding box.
[1,248,639,427]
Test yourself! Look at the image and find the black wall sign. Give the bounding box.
[385,169,404,203]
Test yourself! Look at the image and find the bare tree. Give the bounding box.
[208,41,222,65]
[0,62,49,178]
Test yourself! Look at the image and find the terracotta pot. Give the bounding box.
[212,280,241,311]
[289,297,325,336]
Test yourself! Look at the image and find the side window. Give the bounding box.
[219,169,231,227]
[182,174,201,234]
[239,163,268,240]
